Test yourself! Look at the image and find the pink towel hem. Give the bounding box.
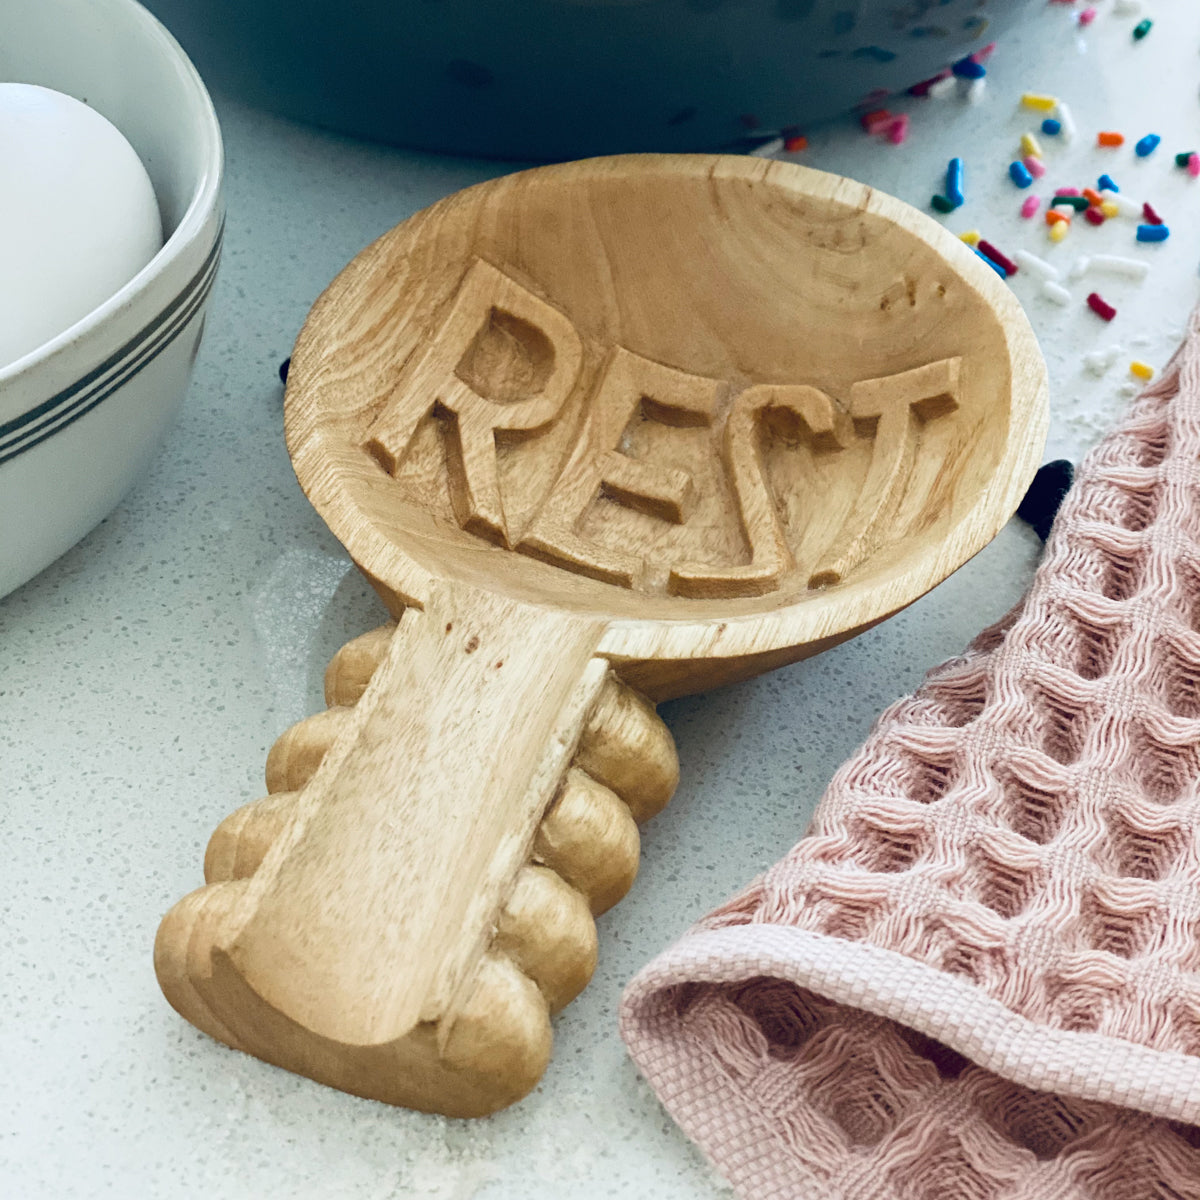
[622,924,1200,1196]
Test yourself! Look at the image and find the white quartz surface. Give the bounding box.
[3,4,1200,1195]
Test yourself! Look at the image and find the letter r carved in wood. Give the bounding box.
[364,258,584,547]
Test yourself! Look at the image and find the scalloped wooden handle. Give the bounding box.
[154,588,677,1116]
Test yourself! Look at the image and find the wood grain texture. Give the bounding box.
[156,154,1049,1116]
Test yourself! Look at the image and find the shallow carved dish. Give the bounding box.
[155,155,1048,1117]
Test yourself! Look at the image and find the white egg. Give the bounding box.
[0,83,163,370]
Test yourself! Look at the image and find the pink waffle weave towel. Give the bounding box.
[621,309,1200,1200]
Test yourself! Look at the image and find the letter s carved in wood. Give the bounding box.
[669,384,850,599]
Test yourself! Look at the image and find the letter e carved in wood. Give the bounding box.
[517,347,723,588]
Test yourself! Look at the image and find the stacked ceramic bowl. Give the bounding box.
[0,0,224,599]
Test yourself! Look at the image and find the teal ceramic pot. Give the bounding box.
[143,0,1038,160]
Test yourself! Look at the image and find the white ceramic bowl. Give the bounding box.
[0,0,223,599]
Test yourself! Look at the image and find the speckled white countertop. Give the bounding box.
[3,5,1200,1196]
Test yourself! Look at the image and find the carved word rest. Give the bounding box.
[365,259,960,598]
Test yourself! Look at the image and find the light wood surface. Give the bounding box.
[156,154,1048,1115]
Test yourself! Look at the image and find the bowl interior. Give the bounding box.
[0,0,216,237]
[0,0,221,392]
[288,155,1048,665]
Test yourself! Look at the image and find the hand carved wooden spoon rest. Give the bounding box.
[155,155,1048,1116]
